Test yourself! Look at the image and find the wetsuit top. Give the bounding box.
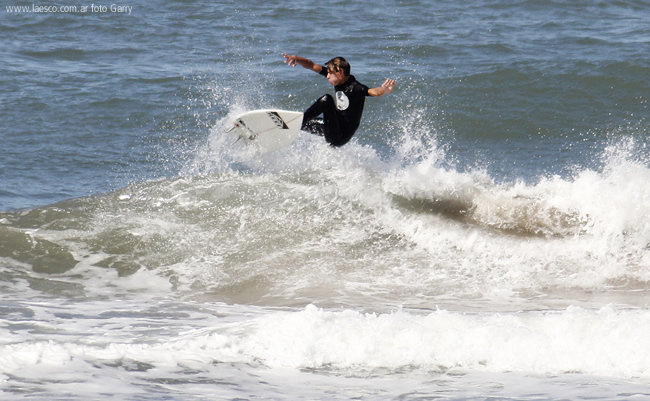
[319,67,370,134]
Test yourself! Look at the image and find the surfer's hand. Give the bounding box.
[382,78,396,94]
[282,53,298,67]
[282,54,321,73]
[369,78,396,97]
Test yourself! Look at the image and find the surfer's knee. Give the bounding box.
[318,94,334,106]
[302,118,325,136]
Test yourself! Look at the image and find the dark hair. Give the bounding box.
[326,57,350,76]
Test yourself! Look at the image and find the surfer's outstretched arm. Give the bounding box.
[368,78,397,97]
[282,53,323,74]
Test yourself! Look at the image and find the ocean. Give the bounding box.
[1,0,650,399]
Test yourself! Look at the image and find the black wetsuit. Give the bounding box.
[301,67,370,147]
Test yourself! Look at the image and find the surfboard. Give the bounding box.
[227,109,304,152]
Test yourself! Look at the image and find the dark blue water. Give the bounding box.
[1,1,650,399]
[3,0,648,211]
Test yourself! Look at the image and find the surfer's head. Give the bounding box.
[325,57,350,86]
[326,57,350,76]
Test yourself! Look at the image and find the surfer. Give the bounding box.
[282,53,396,147]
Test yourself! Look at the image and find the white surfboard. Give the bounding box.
[227,109,304,152]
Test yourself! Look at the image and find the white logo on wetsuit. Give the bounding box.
[336,91,349,111]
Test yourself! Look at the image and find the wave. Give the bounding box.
[1,108,648,307]
[2,303,649,379]
[211,304,650,377]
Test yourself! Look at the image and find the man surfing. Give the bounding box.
[282,53,396,147]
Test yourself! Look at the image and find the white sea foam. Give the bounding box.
[2,304,649,379]
[13,119,644,305]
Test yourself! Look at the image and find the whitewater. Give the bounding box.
[2,116,650,398]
